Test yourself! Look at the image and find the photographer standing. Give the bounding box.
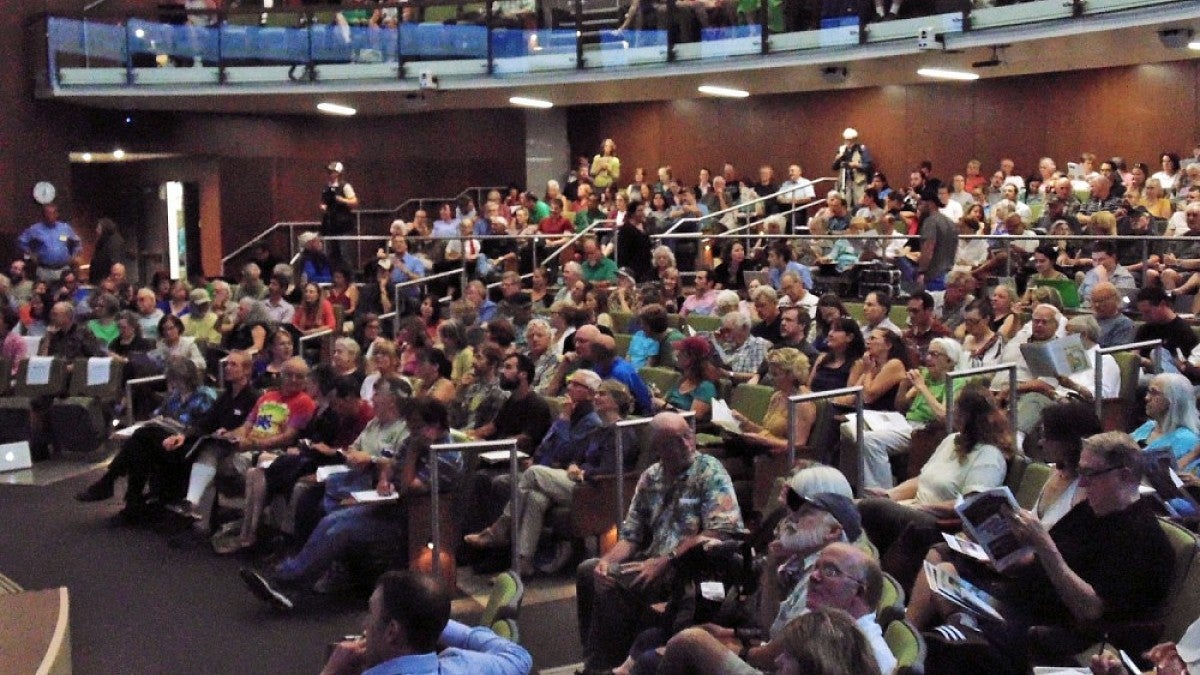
[832,128,874,207]
[320,161,359,270]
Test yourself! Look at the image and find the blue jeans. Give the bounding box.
[273,504,402,582]
[322,468,376,514]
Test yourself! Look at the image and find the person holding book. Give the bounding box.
[992,303,1077,441]
[906,432,1174,675]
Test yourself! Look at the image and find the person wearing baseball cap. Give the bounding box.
[910,181,959,292]
[833,127,874,206]
[182,287,221,344]
[319,161,357,269]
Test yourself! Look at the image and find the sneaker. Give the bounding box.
[165,500,201,521]
[75,480,114,502]
[239,568,294,610]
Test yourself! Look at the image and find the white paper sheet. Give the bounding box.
[25,356,53,385]
[316,465,351,482]
[710,398,741,434]
[86,357,113,386]
[351,489,400,503]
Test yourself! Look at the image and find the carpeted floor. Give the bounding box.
[0,465,583,674]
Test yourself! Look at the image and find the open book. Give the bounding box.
[710,399,742,434]
[923,560,1005,622]
[954,486,1032,571]
[1020,334,1089,379]
[1021,334,1089,378]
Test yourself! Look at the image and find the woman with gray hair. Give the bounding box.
[1132,373,1200,472]
[75,356,216,515]
[225,297,272,355]
[523,318,559,394]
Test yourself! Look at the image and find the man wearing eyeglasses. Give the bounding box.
[656,541,896,674]
[907,431,1173,675]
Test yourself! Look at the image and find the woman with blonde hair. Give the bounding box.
[730,347,816,455]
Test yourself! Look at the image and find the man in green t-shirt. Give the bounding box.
[580,237,618,285]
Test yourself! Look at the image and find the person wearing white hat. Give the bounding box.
[319,161,358,269]
[832,128,874,207]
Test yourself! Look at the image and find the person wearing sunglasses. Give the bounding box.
[906,431,1174,675]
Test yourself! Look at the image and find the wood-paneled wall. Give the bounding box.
[568,60,1200,191]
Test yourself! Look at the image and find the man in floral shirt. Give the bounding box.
[575,411,743,673]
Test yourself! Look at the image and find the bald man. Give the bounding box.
[1090,282,1135,348]
[575,412,743,672]
[589,331,653,415]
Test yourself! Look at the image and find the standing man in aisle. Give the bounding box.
[19,203,81,284]
[320,161,359,270]
[912,186,958,292]
[832,128,873,207]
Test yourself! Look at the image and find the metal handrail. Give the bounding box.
[297,328,334,345]
[221,221,319,270]
[1095,339,1161,419]
[541,221,614,268]
[663,177,837,235]
[944,363,1017,433]
[787,386,863,492]
[428,439,518,573]
[122,374,166,427]
[392,268,463,334]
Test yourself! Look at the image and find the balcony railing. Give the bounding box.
[36,0,1193,90]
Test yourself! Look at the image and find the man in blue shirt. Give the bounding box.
[19,204,81,283]
[318,571,531,675]
[388,235,426,298]
[589,333,653,415]
[766,241,813,291]
[430,202,461,239]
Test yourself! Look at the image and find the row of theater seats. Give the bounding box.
[0,357,126,456]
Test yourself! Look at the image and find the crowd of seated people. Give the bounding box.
[30,145,1200,673]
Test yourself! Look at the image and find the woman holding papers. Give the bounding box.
[728,348,816,455]
[855,337,963,491]
[858,385,1013,575]
[76,357,216,518]
[1131,373,1200,473]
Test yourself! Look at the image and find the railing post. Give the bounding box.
[485,0,495,75]
[574,0,584,69]
[614,425,625,524]
[759,0,769,54]
[666,0,676,62]
[123,19,133,85]
[305,8,315,81]
[786,387,863,490]
[217,9,226,84]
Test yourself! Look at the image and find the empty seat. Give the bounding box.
[47,357,124,453]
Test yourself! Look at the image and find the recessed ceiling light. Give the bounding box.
[317,102,357,116]
[917,67,979,81]
[81,152,93,162]
[112,149,125,159]
[509,96,553,109]
[698,85,749,98]
[1190,40,1200,50]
